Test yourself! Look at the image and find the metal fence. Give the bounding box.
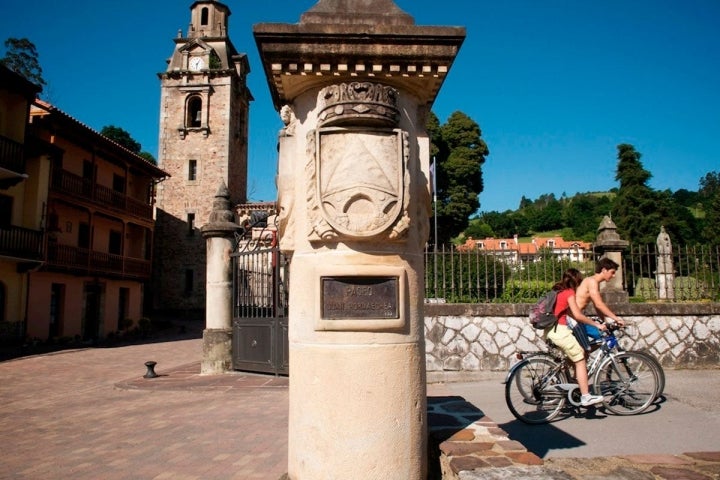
[424,244,720,304]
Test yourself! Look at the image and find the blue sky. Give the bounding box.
[3,1,719,213]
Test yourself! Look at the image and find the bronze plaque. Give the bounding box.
[322,276,399,319]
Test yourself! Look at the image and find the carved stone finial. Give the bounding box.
[318,82,399,127]
[202,181,239,237]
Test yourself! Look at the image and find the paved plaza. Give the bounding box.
[2,330,720,480]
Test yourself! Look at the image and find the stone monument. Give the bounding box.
[254,1,465,478]
[595,215,629,304]
[656,225,675,299]
[200,182,240,374]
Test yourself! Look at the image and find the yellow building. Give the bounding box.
[0,64,43,341]
[1,87,168,343]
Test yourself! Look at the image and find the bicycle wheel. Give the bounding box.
[628,350,665,398]
[505,356,568,424]
[592,351,659,415]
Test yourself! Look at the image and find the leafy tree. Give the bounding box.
[101,126,141,153]
[562,193,612,241]
[464,218,494,239]
[429,111,488,245]
[611,144,664,244]
[612,144,698,244]
[138,151,158,165]
[699,171,720,243]
[101,126,156,164]
[1,37,46,90]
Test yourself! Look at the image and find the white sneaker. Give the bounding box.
[580,394,604,407]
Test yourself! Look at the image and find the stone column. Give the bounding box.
[595,215,629,304]
[200,182,240,374]
[255,2,464,478]
[656,226,675,299]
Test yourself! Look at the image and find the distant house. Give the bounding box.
[457,235,592,264]
[0,97,168,342]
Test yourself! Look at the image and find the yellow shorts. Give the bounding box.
[545,324,585,362]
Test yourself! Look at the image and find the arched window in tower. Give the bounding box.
[187,96,202,128]
[201,7,209,26]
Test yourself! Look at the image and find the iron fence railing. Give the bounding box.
[424,244,720,304]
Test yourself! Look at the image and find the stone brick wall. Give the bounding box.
[424,302,720,382]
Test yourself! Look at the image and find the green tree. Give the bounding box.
[101,126,157,164]
[429,111,489,245]
[1,37,46,90]
[101,126,141,153]
[563,193,612,241]
[612,144,697,244]
[464,218,494,239]
[699,171,720,243]
[612,144,663,244]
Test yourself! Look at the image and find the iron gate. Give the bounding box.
[231,242,289,375]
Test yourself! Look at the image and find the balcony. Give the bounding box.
[0,135,25,174]
[0,135,27,189]
[0,225,43,260]
[46,243,151,280]
[51,169,153,219]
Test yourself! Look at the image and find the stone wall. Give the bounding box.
[424,302,720,382]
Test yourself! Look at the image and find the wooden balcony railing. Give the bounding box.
[51,169,153,219]
[0,135,25,174]
[0,225,43,260]
[46,243,151,280]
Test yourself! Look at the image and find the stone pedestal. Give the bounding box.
[255,2,464,478]
[595,215,629,303]
[201,183,240,374]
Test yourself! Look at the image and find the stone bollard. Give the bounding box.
[143,361,158,378]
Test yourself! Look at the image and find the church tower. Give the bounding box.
[154,0,251,313]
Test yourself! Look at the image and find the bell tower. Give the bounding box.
[154,0,251,313]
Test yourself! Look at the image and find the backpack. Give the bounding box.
[529,290,559,329]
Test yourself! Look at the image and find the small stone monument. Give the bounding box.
[255,1,464,478]
[595,215,629,304]
[656,226,675,299]
[200,182,240,374]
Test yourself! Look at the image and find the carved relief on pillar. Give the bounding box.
[301,81,412,243]
[318,82,400,128]
[306,127,410,242]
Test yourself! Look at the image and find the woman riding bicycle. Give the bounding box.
[546,268,607,407]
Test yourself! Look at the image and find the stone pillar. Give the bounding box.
[200,182,240,374]
[595,215,629,304]
[255,2,464,478]
[656,226,675,299]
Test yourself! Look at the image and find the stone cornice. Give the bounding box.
[254,23,465,109]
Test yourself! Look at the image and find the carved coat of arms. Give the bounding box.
[307,82,411,241]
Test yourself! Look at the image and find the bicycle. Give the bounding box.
[504,323,660,424]
[585,320,665,399]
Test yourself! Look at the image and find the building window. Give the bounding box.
[201,7,209,25]
[187,213,195,236]
[78,222,90,249]
[188,159,197,181]
[187,96,202,128]
[109,230,122,255]
[112,174,125,193]
[0,195,11,228]
[184,269,194,294]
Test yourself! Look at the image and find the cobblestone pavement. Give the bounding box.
[0,337,288,480]
[1,335,719,480]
